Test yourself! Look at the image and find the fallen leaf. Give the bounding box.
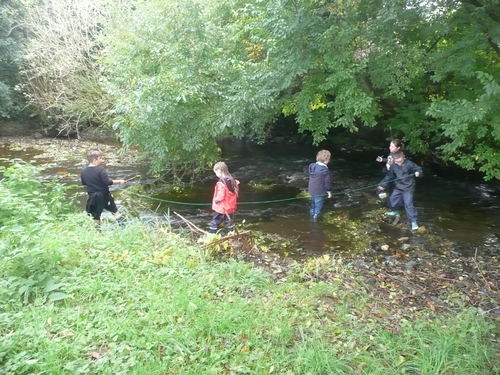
[90,352,101,360]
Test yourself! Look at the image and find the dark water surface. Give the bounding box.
[2,140,500,257]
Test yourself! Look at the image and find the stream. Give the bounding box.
[2,137,500,259]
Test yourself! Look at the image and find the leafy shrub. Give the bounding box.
[0,161,78,302]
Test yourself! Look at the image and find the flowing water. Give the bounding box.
[2,138,500,258]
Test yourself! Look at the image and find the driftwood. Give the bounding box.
[200,230,251,249]
[174,211,209,234]
[174,211,252,253]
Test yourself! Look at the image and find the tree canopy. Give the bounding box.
[6,0,500,178]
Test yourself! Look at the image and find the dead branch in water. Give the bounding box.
[174,211,209,235]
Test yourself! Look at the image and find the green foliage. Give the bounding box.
[0,0,27,118]
[0,162,78,304]
[7,0,500,178]
[372,0,500,179]
[101,0,271,172]
[100,0,500,179]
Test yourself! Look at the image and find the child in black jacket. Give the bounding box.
[308,150,332,221]
[377,151,422,230]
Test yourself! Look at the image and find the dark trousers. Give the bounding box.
[86,192,117,221]
[209,212,234,233]
[310,195,325,217]
[389,189,417,222]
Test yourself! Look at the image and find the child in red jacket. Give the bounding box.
[209,162,240,234]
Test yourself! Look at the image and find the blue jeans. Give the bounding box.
[310,195,325,217]
[389,189,417,222]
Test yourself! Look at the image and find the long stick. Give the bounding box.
[125,175,141,183]
[474,248,492,291]
[225,211,252,251]
[174,211,209,234]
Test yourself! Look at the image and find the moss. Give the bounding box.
[322,212,381,254]
[248,178,280,190]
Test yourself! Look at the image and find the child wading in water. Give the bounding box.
[80,150,125,227]
[375,139,404,207]
[308,150,333,221]
[209,162,240,234]
[377,151,423,230]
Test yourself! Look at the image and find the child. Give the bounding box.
[377,151,422,230]
[375,139,404,207]
[308,150,333,221]
[81,150,125,226]
[376,139,404,173]
[209,162,240,234]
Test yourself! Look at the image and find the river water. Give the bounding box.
[2,138,500,258]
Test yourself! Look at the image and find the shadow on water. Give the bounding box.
[2,140,500,258]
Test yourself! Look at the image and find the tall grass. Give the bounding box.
[0,164,498,374]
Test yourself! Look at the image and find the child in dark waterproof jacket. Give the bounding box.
[81,150,125,226]
[377,151,423,230]
[308,150,333,221]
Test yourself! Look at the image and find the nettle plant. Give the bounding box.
[0,161,78,302]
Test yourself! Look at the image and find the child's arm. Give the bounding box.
[325,171,333,198]
[213,182,226,203]
[410,162,423,178]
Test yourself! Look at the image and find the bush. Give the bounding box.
[0,161,78,302]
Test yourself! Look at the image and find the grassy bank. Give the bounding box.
[1,215,498,374]
[0,163,499,374]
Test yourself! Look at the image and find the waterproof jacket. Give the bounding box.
[212,177,240,214]
[308,162,332,196]
[379,159,422,192]
[81,166,113,197]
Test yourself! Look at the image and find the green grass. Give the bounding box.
[0,212,498,374]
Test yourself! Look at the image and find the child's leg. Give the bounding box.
[388,190,404,211]
[402,191,418,222]
[312,195,325,217]
[87,193,104,225]
[106,196,124,224]
[209,213,224,233]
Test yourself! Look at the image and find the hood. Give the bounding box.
[309,162,328,175]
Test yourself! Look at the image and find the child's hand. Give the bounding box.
[415,172,420,177]
[376,156,383,162]
[327,192,332,199]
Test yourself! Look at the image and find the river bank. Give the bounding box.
[0,204,498,374]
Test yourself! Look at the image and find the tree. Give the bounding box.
[20,0,110,135]
[102,0,500,179]
[358,0,500,179]
[0,0,26,119]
